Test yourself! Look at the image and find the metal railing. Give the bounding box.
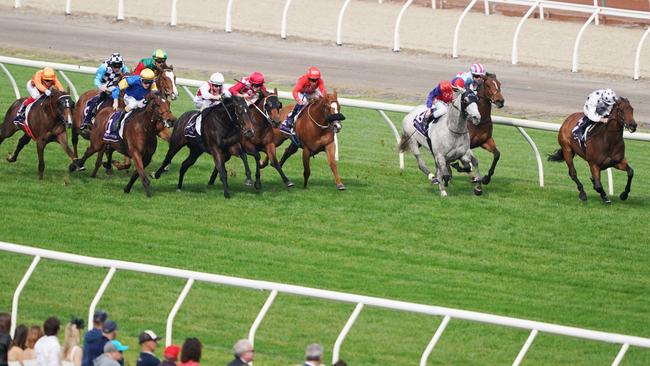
[2,55,649,195]
[2,241,650,366]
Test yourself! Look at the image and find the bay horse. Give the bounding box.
[154,96,254,198]
[272,92,346,190]
[400,88,483,197]
[234,89,294,189]
[548,97,637,204]
[75,93,174,197]
[0,90,79,179]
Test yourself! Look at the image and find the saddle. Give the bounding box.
[413,110,439,137]
[103,110,134,142]
[184,112,202,138]
[572,117,598,149]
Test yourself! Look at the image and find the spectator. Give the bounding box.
[8,324,28,366]
[93,341,127,366]
[332,361,347,366]
[34,317,61,366]
[227,339,253,366]
[23,326,42,364]
[82,311,107,366]
[62,319,84,366]
[178,338,201,366]
[302,343,324,366]
[0,313,12,366]
[135,330,160,366]
[160,345,180,366]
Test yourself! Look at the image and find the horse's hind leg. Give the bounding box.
[615,160,633,201]
[208,167,218,186]
[7,134,30,162]
[210,148,230,198]
[36,139,46,180]
[124,151,151,197]
[465,152,482,196]
[414,151,436,183]
[266,143,294,187]
[251,150,262,190]
[279,143,299,167]
[302,147,312,189]
[481,138,500,185]
[589,164,610,204]
[90,147,106,178]
[239,151,253,187]
[563,149,586,201]
[55,132,82,172]
[325,143,345,190]
[154,142,183,179]
[434,154,449,197]
[177,148,201,192]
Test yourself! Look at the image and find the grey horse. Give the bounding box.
[399,88,483,197]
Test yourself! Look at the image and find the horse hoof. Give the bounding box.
[602,197,612,204]
[78,165,86,171]
[578,192,587,201]
[471,177,480,184]
[481,176,491,185]
[430,178,440,185]
[450,162,461,172]
[6,154,16,163]
[68,163,77,172]
[176,188,182,193]
[254,181,262,190]
[336,183,346,191]
[286,180,295,188]
[474,187,483,196]
[163,164,170,172]
[150,172,158,179]
[224,192,231,199]
[244,178,253,187]
[619,192,629,201]
[440,191,448,197]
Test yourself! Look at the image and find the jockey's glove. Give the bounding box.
[112,100,119,110]
[44,89,52,96]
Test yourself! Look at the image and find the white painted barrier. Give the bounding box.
[3,241,650,366]
[2,55,649,195]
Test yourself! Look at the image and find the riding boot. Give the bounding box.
[280,104,303,134]
[13,103,28,126]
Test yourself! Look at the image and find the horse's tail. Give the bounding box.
[547,149,564,162]
[398,132,411,153]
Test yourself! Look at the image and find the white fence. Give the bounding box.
[1,55,649,195]
[12,0,650,79]
[2,241,650,366]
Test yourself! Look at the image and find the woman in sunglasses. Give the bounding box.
[279,66,326,134]
[228,71,267,106]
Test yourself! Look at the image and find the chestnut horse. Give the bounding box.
[451,73,505,184]
[75,93,174,196]
[0,90,79,178]
[272,92,346,190]
[548,97,637,204]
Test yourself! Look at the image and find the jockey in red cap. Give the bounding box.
[279,66,327,134]
[424,80,453,123]
[228,71,267,106]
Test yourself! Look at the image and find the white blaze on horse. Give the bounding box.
[400,88,483,197]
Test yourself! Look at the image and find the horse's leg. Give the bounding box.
[210,148,230,198]
[90,146,106,178]
[302,147,311,189]
[153,143,183,179]
[208,167,218,186]
[55,132,81,172]
[589,163,610,204]
[260,154,270,169]
[36,139,46,180]
[124,151,151,197]
[563,148,586,201]
[7,134,31,163]
[325,142,345,190]
[177,148,201,192]
[239,151,253,187]
[615,160,633,201]
[480,138,500,185]
[466,151,482,196]
[434,153,449,197]
[72,128,79,159]
[414,149,435,183]
[114,156,131,171]
[251,150,262,190]
[279,143,299,168]
[266,143,294,187]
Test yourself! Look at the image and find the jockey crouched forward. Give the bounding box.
[572,88,617,146]
[451,63,486,92]
[103,68,157,141]
[421,80,453,129]
[190,72,231,135]
[14,67,65,126]
[229,71,267,107]
[82,53,129,132]
[133,48,168,76]
[279,67,326,134]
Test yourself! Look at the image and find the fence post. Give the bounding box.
[612,343,630,366]
[65,0,71,15]
[393,0,414,52]
[165,279,194,347]
[452,0,479,58]
[513,329,538,366]
[58,70,79,101]
[516,127,544,187]
[593,0,600,25]
[225,0,234,32]
[336,0,353,46]
[281,0,293,39]
[572,9,599,72]
[117,0,124,21]
[483,0,489,15]
[419,315,450,366]
[14,0,20,8]
[633,27,650,80]
[87,267,116,331]
[11,256,40,338]
[248,290,278,366]
[512,0,540,65]
[332,303,364,365]
[170,0,177,26]
[0,63,22,99]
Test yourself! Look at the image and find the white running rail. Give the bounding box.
[1,55,649,195]
[3,241,650,366]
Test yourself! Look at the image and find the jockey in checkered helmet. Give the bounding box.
[573,88,618,144]
[81,53,130,131]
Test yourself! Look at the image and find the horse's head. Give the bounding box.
[313,91,345,133]
[51,89,75,128]
[611,97,637,133]
[481,73,504,108]
[230,96,255,139]
[264,89,283,127]
[454,87,481,125]
[146,93,175,130]
[156,67,178,100]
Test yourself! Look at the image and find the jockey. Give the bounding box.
[133,49,168,75]
[424,80,454,122]
[573,89,617,143]
[14,67,64,126]
[451,63,486,91]
[280,66,326,133]
[82,53,129,130]
[107,68,157,137]
[228,71,267,106]
[192,72,231,128]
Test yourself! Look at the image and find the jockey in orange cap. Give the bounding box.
[229,72,267,106]
[14,67,65,126]
[279,66,326,134]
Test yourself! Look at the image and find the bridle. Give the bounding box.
[251,94,280,126]
[306,97,341,130]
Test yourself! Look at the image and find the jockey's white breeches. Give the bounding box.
[26,81,42,99]
[298,90,323,104]
[194,99,220,111]
[430,99,448,119]
[124,95,146,111]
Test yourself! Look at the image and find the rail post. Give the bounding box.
[393,0,414,52]
[11,256,40,337]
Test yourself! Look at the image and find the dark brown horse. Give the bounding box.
[451,73,505,184]
[75,93,174,196]
[1,90,79,178]
[236,89,294,189]
[273,92,346,190]
[548,98,637,203]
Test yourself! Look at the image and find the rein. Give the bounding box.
[307,102,330,129]
[252,95,274,125]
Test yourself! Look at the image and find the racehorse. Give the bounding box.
[235,89,294,189]
[157,67,178,101]
[399,88,483,197]
[548,97,637,204]
[0,90,80,179]
[451,73,505,184]
[271,92,346,190]
[154,96,254,198]
[75,93,174,197]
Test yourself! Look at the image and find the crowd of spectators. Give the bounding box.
[0,312,347,366]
